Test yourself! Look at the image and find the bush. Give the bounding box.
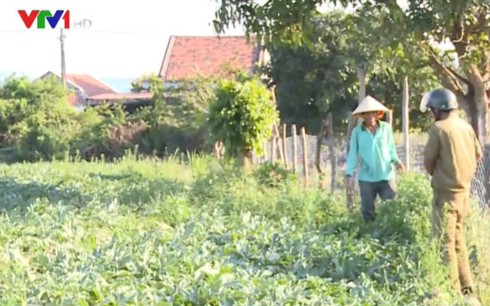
[0,75,221,162]
[254,162,297,188]
[131,74,215,155]
[207,77,279,167]
[0,73,283,163]
[0,76,86,161]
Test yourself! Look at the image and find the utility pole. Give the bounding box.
[59,28,67,88]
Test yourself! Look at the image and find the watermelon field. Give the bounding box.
[0,155,489,305]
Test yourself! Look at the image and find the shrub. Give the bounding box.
[131,75,216,155]
[0,76,86,161]
[207,77,279,168]
[254,162,297,188]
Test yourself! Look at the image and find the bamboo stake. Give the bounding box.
[301,126,308,187]
[292,124,298,173]
[274,124,285,164]
[282,123,288,167]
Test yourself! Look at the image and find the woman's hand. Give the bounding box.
[397,162,406,173]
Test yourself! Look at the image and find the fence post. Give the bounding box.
[274,124,285,164]
[301,126,308,187]
[282,123,288,167]
[316,117,327,190]
[292,124,298,174]
[271,132,276,163]
[386,110,393,127]
[326,113,336,193]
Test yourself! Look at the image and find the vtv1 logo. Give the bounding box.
[18,10,71,29]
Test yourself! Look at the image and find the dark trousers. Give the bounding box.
[359,180,396,221]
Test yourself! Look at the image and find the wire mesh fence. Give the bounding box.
[252,133,490,210]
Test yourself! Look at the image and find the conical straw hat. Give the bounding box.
[352,96,390,115]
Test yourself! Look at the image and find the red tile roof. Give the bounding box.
[66,74,117,96]
[37,71,118,107]
[159,35,263,81]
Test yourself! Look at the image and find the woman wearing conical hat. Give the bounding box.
[345,95,405,222]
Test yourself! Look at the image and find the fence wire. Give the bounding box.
[252,135,490,210]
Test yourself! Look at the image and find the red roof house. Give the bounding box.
[156,35,269,85]
[38,71,118,109]
[65,74,117,97]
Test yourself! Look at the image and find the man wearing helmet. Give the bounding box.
[345,96,405,222]
[422,88,483,302]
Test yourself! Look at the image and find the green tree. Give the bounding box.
[265,11,358,133]
[263,11,439,134]
[214,0,490,141]
[0,75,93,161]
[208,78,278,169]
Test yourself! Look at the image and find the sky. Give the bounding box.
[0,0,423,87]
[0,0,245,80]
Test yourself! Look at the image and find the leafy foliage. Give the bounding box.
[0,157,489,304]
[0,74,221,162]
[253,162,297,188]
[0,76,84,161]
[0,76,137,162]
[265,12,358,131]
[208,78,279,160]
[265,11,440,133]
[131,74,218,155]
[214,0,490,140]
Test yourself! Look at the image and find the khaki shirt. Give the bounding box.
[423,112,483,191]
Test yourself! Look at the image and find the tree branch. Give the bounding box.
[452,14,469,57]
[472,5,489,33]
[423,43,468,96]
[447,65,471,86]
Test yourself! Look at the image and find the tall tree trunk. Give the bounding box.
[466,95,479,136]
[473,88,488,144]
[478,101,488,145]
[464,88,490,208]
[463,86,488,144]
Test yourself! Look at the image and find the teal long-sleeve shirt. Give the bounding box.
[345,121,400,182]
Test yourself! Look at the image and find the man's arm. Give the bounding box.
[345,128,358,177]
[423,125,440,176]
